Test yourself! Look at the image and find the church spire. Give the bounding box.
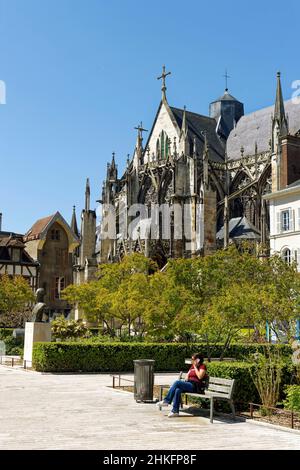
[85,178,90,212]
[272,71,288,153]
[71,205,79,237]
[182,106,187,137]
[179,106,190,155]
[274,72,286,123]
[157,65,171,101]
[111,151,116,168]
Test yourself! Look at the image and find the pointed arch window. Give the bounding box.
[156,139,160,159]
[157,131,169,159]
[165,136,169,158]
[160,131,165,158]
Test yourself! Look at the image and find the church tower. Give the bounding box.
[209,82,244,140]
[75,178,97,284]
[271,72,289,192]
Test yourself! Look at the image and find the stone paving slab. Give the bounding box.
[0,366,299,450]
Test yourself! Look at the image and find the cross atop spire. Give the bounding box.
[157,65,171,100]
[134,121,148,140]
[223,68,231,92]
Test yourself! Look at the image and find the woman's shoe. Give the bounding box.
[156,400,169,408]
[168,411,179,418]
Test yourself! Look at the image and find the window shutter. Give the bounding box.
[276,212,281,234]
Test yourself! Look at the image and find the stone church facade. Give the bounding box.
[77,69,300,274]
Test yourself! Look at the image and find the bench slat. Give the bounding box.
[207,384,232,394]
[209,377,234,386]
[205,391,232,399]
[184,391,231,399]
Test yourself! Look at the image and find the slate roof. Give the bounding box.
[0,231,23,239]
[216,216,261,241]
[226,99,300,160]
[211,90,242,104]
[170,107,225,163]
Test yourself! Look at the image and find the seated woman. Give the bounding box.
[157,353,208,417]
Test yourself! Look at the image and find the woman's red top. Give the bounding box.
[187,363,207,383]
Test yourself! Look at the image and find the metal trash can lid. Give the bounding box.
[133,359,155,364]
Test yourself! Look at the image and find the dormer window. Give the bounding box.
[11,248,21,262]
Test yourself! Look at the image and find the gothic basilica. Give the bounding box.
[74,68,300,277]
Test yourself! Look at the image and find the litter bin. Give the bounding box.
[133,359,155,402]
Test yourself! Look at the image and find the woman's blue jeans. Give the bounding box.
[164,380,195,413]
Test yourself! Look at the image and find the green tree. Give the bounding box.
[0,275,34,326]
[62,253,158,337]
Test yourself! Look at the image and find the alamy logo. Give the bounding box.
[291,80,300,105]
[0,80,6,104]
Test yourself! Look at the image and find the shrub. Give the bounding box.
[32,342,193,373]
[51,318,91,340]
[206,361,259,405]
[250,348,284,410]
[32,341,293,375]
[89,327,104,336]
[283,385,300,412]
[0,328,24,356]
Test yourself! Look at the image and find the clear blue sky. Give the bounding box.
[0,0,299,233]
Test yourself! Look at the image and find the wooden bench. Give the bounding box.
[158,373,236,424]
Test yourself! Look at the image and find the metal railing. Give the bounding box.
[111,374,134,389]
[248,402,300,430]
[0,355,22,367]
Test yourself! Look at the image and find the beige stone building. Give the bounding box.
[24,212,79,317]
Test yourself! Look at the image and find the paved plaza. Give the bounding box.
[0,366,299,450]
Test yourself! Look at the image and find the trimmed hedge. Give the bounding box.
[32,341,293,373]
[33,342,192,372]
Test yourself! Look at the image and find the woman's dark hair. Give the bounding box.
[192,353,204,365]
